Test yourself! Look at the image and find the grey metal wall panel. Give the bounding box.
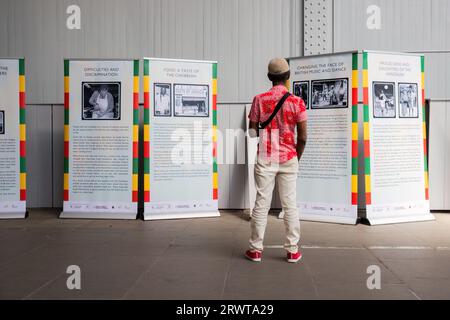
[51,105,64,208]
[424,52,450,100]
[304,0,333,55]
[333,0,450,100]
[0,0,303,105]
[0,2,7,56]
[220,103,281,209]
[26,105,53,207]
[38,103,284,209]
[428,101,447,210]
[217,103,230,209]
[228,105,247,209]
[446,102,450,209]
[334,0,442,52]
[40,103,249,209]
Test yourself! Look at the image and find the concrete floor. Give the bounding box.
[0,209,450,300]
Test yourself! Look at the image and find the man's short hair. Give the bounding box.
[100,85,108,91]
[268,70,290,83]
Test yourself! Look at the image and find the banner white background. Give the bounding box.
[289,53,357,224]
[62,59,136,219]
[366,51,433,224]
[0,58,25,218]
[144,58,219,220]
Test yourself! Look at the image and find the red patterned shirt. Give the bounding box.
[249,85,307,163]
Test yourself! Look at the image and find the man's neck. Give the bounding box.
[272,82,286,88]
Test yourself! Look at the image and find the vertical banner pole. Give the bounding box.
[0,58,26,219]
[143,59,150,204]
[64,59,70,203]
[362,52,372,207]
[19,59,26,205]
[421,56,429,201]
[351,53,359,206]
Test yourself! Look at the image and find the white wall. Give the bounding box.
[0,0,303,208]
[333,0,450,210]
[0,0,303,104]
[429,101,450,210]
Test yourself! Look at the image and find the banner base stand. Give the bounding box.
[59,211,137,220]
[299,213,358,225]
[366,214,435,226]
[0,212,27,219]
[144,211,220,221]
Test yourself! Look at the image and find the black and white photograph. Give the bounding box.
[0,110,4,134]
[293,81,309,109]
[174,84,209,117]
[373,82,396,118]
[154,83,171,116]
[82,82,121,120]
[311,78,348,109]
[399,83,419,118]
[0,110,5,134]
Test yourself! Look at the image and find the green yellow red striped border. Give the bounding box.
[362,52,371,205]
[19,59,26,201]
[212,63,218,200]
[351,53,358,205]
[63,60,70,201]
[143,59,150,203]
[421,56,429,200]
[63,60,139,203]
[132,60,139,203]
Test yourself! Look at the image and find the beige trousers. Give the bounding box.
[249,157,300,253]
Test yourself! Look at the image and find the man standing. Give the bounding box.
[246,58,307,263]
[156,85,170,115]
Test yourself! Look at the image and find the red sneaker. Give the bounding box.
[287,251,302,263]
[245,250,262,262]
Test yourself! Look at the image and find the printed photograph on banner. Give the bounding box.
[311,78,348,109]
[0,110,4,134]
[154,83,172,116]
[82,82,121,120]
[399,83,419,118]
[373,82,396,118]
[293,81,309,109]
[174,84,209,117]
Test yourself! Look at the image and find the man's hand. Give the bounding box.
[296,121,307,161]
[248,121,259,138]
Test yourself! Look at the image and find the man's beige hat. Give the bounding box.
[268,57,290,75]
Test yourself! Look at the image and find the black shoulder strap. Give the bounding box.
[259,92,291,130]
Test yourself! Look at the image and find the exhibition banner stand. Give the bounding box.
[246,50,432,225]
[288,52,359,224]
[60,59,139,219]
[363,51,433,225]
[143,58,220,220]
[0,58,26,219]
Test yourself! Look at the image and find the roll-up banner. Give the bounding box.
[60,59,139,219]
[143,58,219,220]
[0,58,26,219]
[288,52,358,224]
[363,51,433,225]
